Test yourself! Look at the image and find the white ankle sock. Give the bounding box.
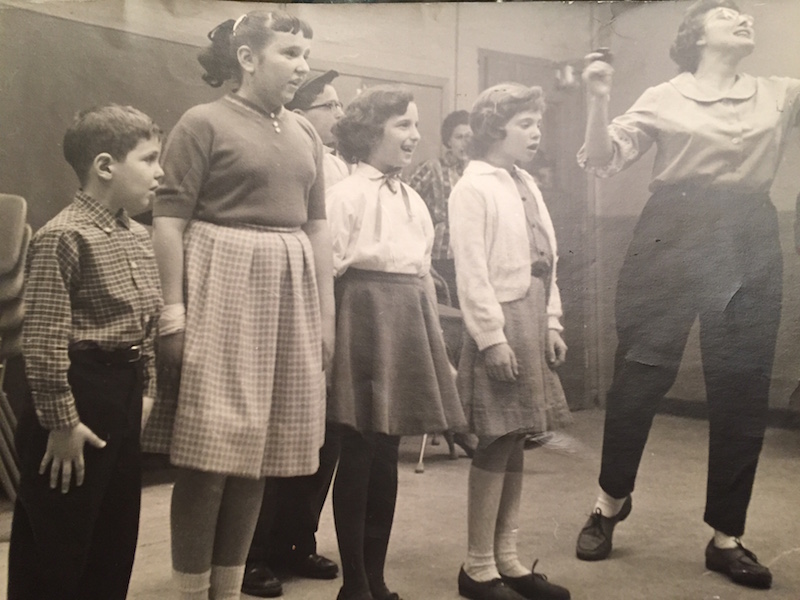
[173,569,210,600]
[465,550,501,582]
[495,529,529,578]
[594,490,626,517]
[713,531,738,549]
[209,564,245,600]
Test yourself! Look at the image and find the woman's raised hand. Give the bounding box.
[582,52,614,98]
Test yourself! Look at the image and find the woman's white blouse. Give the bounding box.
[578,73,800,193]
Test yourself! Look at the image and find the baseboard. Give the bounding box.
[658,397,800,430]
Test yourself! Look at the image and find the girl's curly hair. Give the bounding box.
[333,85,414,165]
[468,83,545,160]
[669,0,741,73]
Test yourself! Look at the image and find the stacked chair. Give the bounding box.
[0,194,30,503]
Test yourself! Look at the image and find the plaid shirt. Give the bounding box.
[407,151,466,260]
[23,191,162,430]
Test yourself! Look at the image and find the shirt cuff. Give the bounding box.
[32,391,81,430]
[473,328,507,352]
[548,315,564,332]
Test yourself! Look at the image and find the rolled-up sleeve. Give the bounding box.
[577,86,660,177]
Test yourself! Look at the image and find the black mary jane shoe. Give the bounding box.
[500,561,570,600]
[241,563,283,598]
[458,566,526,600]
[705,539,772,589]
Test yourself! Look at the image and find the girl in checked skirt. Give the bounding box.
[449,83,571,600]
[325,85,467,600]
[145,10,334,599]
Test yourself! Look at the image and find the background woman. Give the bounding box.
[147,10,334,599]
[574,0,800,590]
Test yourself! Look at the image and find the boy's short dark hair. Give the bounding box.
[441,110,469,149]
[285,70,339,112]
[469,83,545,160]
[669,0,741,73]
[62,104,162,186]
[333,85,414,164]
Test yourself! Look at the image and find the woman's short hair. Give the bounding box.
[198,10,313,88]
[333,85,414,164]
[440,110,469,149]
[468,83,545,160]
[63,104,162,186]
[669,0,741,73]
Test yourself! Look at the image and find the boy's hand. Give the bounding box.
[483,342,519,382]
[40,423,106,494]
[546,330,568,369]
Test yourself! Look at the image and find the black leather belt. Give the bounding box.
[531,261,550,279]
[72,343,143,365]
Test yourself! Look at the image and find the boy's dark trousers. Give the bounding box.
[7,349,144,600]
[248,423,341,563]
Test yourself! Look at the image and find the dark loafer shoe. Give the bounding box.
[284,552,339,579]
[242,564,283,598]
[458,566,527,600]
[575,495,632,561]
[500,561,571,600]
[705,539,772,589]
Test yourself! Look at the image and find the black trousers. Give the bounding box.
[599,187,782,537]
[248,422,341,563]
[7,352,143,600]
[332,428,400,597]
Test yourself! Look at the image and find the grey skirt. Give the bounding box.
[329,268,466,436]
[457,276,571,440]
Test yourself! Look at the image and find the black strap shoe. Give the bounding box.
[575,495,632,561]
[458,566,527,600]
[705,539,772,589]
[242,564,283,598]
[500,560,571,600]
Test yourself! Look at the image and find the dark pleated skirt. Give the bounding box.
[329,268,467,436]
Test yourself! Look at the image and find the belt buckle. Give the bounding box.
[127,344,142,362]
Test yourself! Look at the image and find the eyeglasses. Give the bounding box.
[705,7,754,27]
[306,100,344,112]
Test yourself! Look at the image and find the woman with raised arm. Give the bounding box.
[574,0,800,590]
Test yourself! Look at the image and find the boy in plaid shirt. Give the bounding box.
[7,105,163,600]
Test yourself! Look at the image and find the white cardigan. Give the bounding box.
[448,160,563,351]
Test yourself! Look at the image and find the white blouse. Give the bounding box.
[326,162,434,277]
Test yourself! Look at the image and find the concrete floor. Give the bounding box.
[1,409,799,600]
